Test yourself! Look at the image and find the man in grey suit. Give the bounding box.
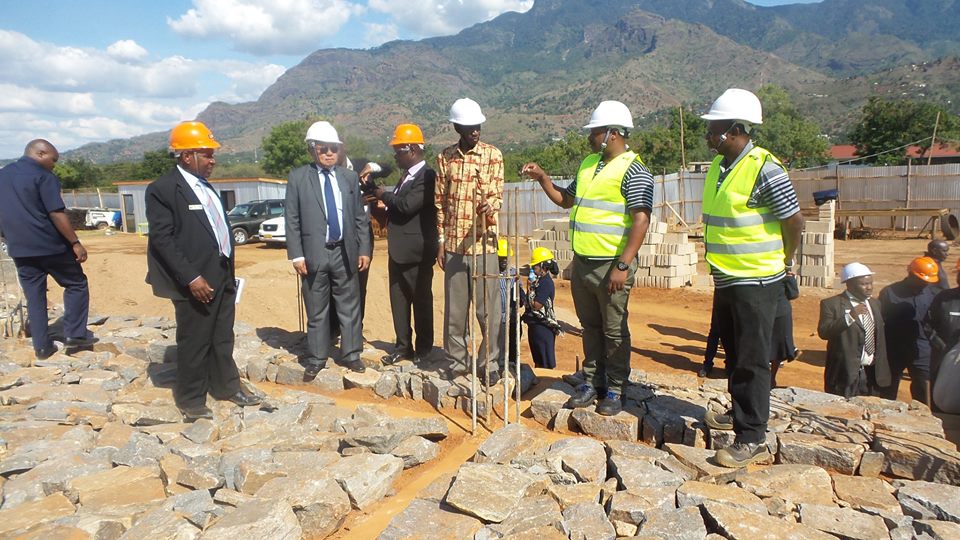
[818,262,891,398]
[285,121,371,376]
[367,123,438,364]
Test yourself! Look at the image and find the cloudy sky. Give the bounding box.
[0,0,816,159]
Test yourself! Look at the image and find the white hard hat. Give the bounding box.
[304,121,342,144]
[449,98,486,125]
[701,88,763,125]
[583,100,634,130]
[840,262,873,283]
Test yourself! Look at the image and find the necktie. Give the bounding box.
[394,170,408,194]
[198,178,231,257]
[322,169,341,242]
[861,303,876,355]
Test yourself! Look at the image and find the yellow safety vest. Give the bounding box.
[570,151,642,257]
[702,146,786,277]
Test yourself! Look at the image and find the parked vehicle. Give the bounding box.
[258,216,285,247]
[85,209,121,230]
[226,199,283,245]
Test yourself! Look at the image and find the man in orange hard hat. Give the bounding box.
[879,256,943,404]
[146,121,261,421]
[367,123,438,364]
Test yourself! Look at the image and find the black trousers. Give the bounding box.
[887,354,930,402]
[714,282,782,444]
[388,258,434,356]
[14,251,90,353]
[171,260,240,409]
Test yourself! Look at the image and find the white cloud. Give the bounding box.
[215,61,286,101]
[368,0,533,37]
[0,111,147,157]
[106,39,149,62]
[168,0,364,56]
[363,22,399,47]
[0,84,97,116]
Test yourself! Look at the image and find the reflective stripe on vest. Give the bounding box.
[702,146,786,277]
[569,151,642,257]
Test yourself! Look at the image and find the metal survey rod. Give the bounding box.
[502,189,511,427]
[513,187,522,423]
[482,226,492,424]
[470,187,479,435]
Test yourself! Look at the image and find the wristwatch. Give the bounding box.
[71,239,82,246]
[616,261,629,271]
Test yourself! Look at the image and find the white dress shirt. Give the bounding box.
[843,291,876,366]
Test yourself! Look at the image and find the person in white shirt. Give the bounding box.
[817,262,892,397]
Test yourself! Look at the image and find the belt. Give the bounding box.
[325,240,344,249]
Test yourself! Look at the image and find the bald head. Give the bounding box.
[23,139,59,171]
[926,239,949,263]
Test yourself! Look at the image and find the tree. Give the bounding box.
[262,120,313,176]
[138,149,176,180]
[753,85,829,168]
[849,97,960,165]
[54,158,102,189]
[631,107,711,173]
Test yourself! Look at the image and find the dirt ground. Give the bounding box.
[32,229,959,536]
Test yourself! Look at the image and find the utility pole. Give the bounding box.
[927,111,940,166]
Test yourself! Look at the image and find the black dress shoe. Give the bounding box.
[65,335,99,348]
[35,345,58,360]
[596,391,623,416]
[344,358,366,373]
[179,405,213,422]
[224,391,262,407]
[381,351,413,365]
[304,362,324,378]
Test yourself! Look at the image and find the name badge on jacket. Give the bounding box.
[188,204,203,211]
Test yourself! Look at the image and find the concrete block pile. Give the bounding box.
[798,200,836,288]
[529,215,698,288]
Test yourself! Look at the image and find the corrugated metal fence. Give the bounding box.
[501,163,960,235]
[63,190,121,209]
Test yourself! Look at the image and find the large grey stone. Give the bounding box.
[606,487,677,526]
[391,435,439,469]
[474,424,545,465]
[488,495,565,537]
[874,429,960,484]
[702,501,835,540]
[199,499,301,540]
[546,482,603,510]
[777,432,865,475]
[676,480,766,514]
[218,447,273,490]
[571,408,639,442]
[181,419,219,445]
[344,369,382,390]
[562,502,616,540]
[256,475,351,538]
[162,489,222,529]
[0,493,76,537]
[896,480,960,523]
[913,519,960,540]
[325,453,404,510]
[530,381,576,427]
[609,454,684,491]
[445,462,539,523]
[374,371,399,398]
[870,410,944,437]
[663,443,729,479]
[831,474,901,515]
[638,506,707,540]
[0,452,111,509]
[341,426,410,454]
[111,403,182,426]
[605,440,669,463]
[799,504,890,540]
[549,437,607,484]
[377,498,483,540]
[113,432,166,467]
[736,464,835,505]
[236,460,286,494]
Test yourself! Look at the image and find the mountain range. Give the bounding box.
[69,0,960,164]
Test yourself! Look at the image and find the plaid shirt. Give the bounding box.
[435,141,504,255]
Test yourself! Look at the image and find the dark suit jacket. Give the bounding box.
[145,167,235,300]
[380,164,438,265]
[818,293,891,396]
[285,163,371,272]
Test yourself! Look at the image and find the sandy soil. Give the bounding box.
[38,229,958,537]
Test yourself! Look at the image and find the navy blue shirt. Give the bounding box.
[533,273,555,305]
[0,157,69,257]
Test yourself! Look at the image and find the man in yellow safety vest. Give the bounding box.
[523,101,654,416]
[700,88,804,467]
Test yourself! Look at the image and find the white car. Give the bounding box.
[258,216,285,247]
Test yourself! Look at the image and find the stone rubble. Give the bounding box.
[0,314,449,539]
[4,309,960,539]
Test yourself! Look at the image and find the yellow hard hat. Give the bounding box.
[530,246,555,266]
[169,121,221,151]
[389,123,425,146]
[497,239,513,257]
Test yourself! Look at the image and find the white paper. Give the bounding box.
[235,277,245,304]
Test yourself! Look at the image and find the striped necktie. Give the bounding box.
[198,178,231,257]
[862,304,875,355]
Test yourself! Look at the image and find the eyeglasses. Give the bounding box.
[310,143,340,155]
[393,145,414,154]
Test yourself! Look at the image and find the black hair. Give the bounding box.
[536,260,560,277]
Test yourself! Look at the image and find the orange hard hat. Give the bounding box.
[389,123,424,146]
[909,256,939,283]
[170,121,221,151]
